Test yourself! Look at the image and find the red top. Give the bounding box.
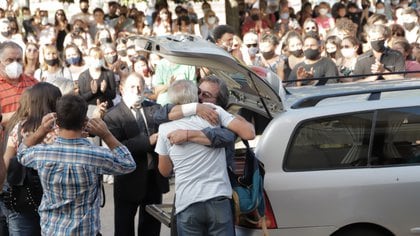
[0,74,38,113]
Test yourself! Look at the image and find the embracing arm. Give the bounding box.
[158,155,173,177]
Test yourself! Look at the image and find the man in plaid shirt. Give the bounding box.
[17,95,136,236]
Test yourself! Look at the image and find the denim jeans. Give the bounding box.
[176,196,234,236]
[0,196,41,236]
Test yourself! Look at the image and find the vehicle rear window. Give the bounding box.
[284,106,420,171]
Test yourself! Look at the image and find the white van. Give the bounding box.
[138,35,420,236]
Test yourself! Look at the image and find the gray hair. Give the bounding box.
[0,41,23,56]
[168,80,198,105]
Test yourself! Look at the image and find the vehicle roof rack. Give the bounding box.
[291,84,420,109]
[283,70,420,86]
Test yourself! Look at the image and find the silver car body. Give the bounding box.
[136,35,420,236]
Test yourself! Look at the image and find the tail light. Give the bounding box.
[235,190,278,229]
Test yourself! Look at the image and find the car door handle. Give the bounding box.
[411,228,420,234]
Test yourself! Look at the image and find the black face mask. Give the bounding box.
[370,39,386,53]
[100,38,112,44]
[261,50,276,59]
[81,8,89,14]
[1,31,10,37]
[403,22,416,31]
[45,58,59,66]
[304,49,320,60]
[251,14,260,21]
[290,49,303,57]
[104,54,118,64]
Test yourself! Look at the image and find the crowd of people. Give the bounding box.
[0,0,419,235]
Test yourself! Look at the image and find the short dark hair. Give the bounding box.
[212,25,234,42]
[56,95,88,131]
[80,0,89,4]
[93,8,104,15]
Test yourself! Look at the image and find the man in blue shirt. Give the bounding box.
[17,94,136,236]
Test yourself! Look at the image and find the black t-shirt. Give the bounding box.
[287,57,339,86]
[353,48,405,80]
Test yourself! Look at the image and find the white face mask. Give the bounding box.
[319,8,329,16]
[91,58,104,68]
[4,61,23,80]
[207,16,216,25]
[123,92,144,108]
[341,48,355,58]
[376,8,385,15]
[280,13,289,19]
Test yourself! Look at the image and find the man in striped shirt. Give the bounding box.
[17,95,136,236]
[0,41,37,126]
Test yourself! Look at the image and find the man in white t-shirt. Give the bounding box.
[155,80,254,235]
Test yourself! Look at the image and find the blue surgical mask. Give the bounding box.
[66,56,80,65]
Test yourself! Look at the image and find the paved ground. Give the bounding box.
[99,181,174,236]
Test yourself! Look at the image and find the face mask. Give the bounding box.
[207,16,216,25]
[118,50,127,57]
[81,8,89,14]
[123,92,144,108]
[251,14,260,21]
[376,9,385,15]
[23,15,31,21]
[391,0,399,5]
[403,22,416,31]
[248,46,259,56]
[66,56,80,65]
[370,39,386,52]
[99,38,112,44]
[4,61,23,80]
[73,27,82,34]
[280,13,289,19]
[304,48,320,60]
[1,31,9,37]
[104,54,117,64]
[327,51,336,58]
[290,49,303,57]
[261,50,275,59]
[203,8,211,14]
[341,48,356,58]
[45,58,59,66]
[160,14,168,20]
[319,8,328,15]
[41,16,48,25]
[91,58,104,68]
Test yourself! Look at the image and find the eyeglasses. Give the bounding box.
[305,26,316,31]
[246,43,258,48]
[198,89,216,99]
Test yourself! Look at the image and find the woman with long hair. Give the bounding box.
[63,43,86,95]
[23,42,40,77]
[34,45,74,94]
[1,83,62,236]
[54,9,70,54]
[336,36,360,81]
[152,8,172,36]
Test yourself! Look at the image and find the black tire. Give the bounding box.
[333,226,393,236]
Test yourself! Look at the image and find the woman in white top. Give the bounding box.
[34,45,74,94]
[63,44,87,82]
[199,10,218,40]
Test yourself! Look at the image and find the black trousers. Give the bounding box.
[114,172,162,236]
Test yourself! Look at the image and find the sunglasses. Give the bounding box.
[56,12,64,16]
[305,26,316,31]
[341,45,353,48]
[246,43,258,48]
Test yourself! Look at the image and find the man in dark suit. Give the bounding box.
[104,72,169,236]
